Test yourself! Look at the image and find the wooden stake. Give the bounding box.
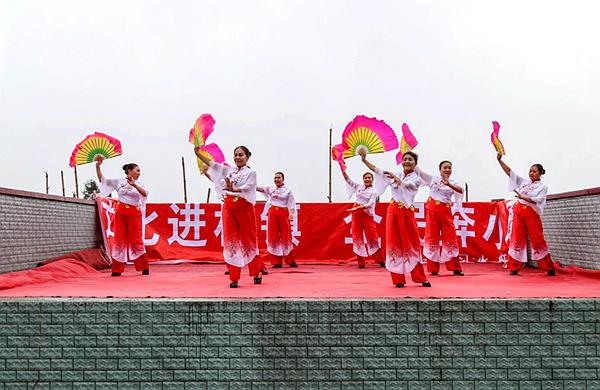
[74,165,79,198]
[60,170,65,196]
[465,182,469,202]
[44,172,49,194]
[182,156,188,203]
[206,188,211,204]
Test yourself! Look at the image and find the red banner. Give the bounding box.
[97,198,507,263]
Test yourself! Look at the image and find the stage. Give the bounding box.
[1,260,599,299]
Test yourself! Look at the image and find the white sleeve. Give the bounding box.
[256,186,270,195]
[238,170,257,202]
[344,177,360,199]
[99,177,119,197]
[402,174,420,191]
[207,162,229,199]
[287,190,297,214]
[364,191,377,209]
[372,166,392,196]
[414,167,434,186]
[136,181,149,198]
[531,185,548,205]
[508,170,526,191]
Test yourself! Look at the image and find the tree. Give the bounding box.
[82,179,99,199]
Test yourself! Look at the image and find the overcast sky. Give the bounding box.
[1,0,599,203]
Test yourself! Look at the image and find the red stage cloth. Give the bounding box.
[1,261,600,299]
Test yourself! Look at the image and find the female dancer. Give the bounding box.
[360,150,431,288]
[341,169,385,268]
[257,172,298,268]
[497,153,555,276]
[96,157,149,276]
[416,161,464,276]
[194,145,264,288]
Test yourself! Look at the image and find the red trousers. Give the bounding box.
[385,202,422,278]
[227,257,265,281]
[222,196,260,277]
[507,202,554,272]
[423,198,462,273]
[391,263,427,284]
[266,206,293,257]
[112,202,148,273]
[351,208,381,259]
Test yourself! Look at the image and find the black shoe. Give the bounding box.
[395,283,404,288]
[254,276,262,285]
[290,262,298,268]
[547,270,556,276]
[111,272,121,277]
[510,270,518,275]
[378,262,386,268]
[453,270,464,276]
[431,272,438,276]
[229,281,238,288]
[272,264,283,269]
[358,264,365,269]
[261,268,269,275]
[142,269,149,276]
[224,270,230,275]
[422,282,432,287]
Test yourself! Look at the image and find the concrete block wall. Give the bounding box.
[0,298,599,389]
[543,187,600,270]
[0,187,103,274]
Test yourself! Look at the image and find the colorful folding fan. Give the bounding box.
[195,143,226,174]
[395,123,419,164]
[490,121,505,156]
[340,115,398,159]
[188,113,216,147]
[69,132,123,167]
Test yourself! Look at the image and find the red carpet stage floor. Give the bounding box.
[1,261,599,299]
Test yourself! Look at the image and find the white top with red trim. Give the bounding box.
[373,167,423,207]
[257,185,296,212]
[208,162,257,205]
[415,167,462,204]
[345,178,378,216]
[509,170,548,215]
[100,178,148,207]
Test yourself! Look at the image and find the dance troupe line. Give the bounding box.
[94,139,556,289]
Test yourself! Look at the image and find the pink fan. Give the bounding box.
[195,143,225,174]
[395,123,419,164]
[340,115,398,159]
[188,114,216,147]
[331,143,348,172]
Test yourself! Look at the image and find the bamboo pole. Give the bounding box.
[328,126,332,203]
[60,170,65,196]
[74,165,79,198]
[181,156,188,203]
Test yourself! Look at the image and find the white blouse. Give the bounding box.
[345,178,378,216]
[373,167,423,207]
[415,167,463,204]
[257,185,297,212]
[100,178,148,207]
[509,170,548,215]
[207,162,257,205]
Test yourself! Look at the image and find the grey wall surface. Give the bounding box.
[0,187,103,274]
[543,187,600,270]
[0,298,598,389]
